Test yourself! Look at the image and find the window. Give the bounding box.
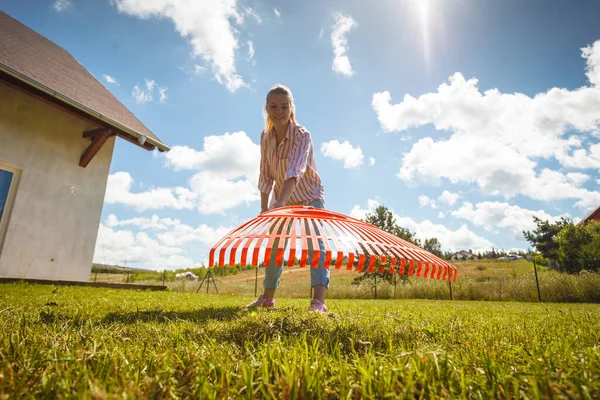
[0,164,20,256]
[0,169,13,221]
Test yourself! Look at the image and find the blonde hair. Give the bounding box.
[263,84,297,133]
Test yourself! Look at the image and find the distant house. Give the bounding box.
[578,205,600,225]
[0,11,169,281]
[451,250,477,261]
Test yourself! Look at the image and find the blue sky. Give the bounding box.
[3,0,600,269]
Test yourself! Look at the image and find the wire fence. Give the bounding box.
[89,260,600,303]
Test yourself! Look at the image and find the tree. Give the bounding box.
[556,220,600,273]
[353,205,419,286]
[523,217,572,261]
[423,238,442,258]
[363,205,421,246]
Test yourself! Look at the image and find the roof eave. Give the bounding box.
[0,64,170,152]
[578,205,600,225]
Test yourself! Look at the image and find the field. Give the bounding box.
[1,283,599,398]
[107,260,600,304]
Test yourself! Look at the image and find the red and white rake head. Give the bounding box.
[208,206,457,282]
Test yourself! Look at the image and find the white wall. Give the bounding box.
[0,82,115,281]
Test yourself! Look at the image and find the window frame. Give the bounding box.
[0,162,21,257]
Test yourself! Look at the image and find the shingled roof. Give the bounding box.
[579,205,600,225]
[0,11,169,152]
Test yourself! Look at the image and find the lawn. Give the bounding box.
[1,283,599,398]
[154,260,600,303]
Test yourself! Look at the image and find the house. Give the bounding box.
[0,11,169,281]
[451,250,477,261]
[578,205,600,225]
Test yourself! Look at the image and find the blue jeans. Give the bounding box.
[263,199,329,289]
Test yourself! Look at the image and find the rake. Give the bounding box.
[209,206,457,282]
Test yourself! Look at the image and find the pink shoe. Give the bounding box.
[246,295,275,308]
[308,299,328,314]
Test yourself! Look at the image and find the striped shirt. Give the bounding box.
[258,122,325,208]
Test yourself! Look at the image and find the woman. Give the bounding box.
[247,84,329,313]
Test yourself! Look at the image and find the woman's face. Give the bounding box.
[266,93,292,128]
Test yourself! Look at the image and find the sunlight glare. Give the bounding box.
[417,0,431,67]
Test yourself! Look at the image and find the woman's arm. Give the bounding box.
[258,131,273,212]
[272,127,311,209]
[261,192,270,213]
[272,178,296,208]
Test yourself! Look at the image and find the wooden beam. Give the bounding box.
[85,128,156,151]
[85,126,155,151]
[88,129,155,151]
[83,128,109,139]
[79,130,115,168]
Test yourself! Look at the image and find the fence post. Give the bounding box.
[94,272,97,282]
[374,273,378,299]
[254,267,258,297]
[162,270,166,286]
[533,258,542,302]
[448,280,453,300]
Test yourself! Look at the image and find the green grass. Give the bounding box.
[153,260,600,304]
[1,284,599,398]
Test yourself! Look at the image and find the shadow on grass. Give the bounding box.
[100,306,244,325]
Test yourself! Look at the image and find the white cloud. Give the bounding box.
[105,214,179,231]
[105,172,197,212]
[164,131,261,214]
[438,212,445,219]
[521,169,600,209]
[132,79,168,104]
[369,157,375,166]
[145,79,156,91]
[583,40,600,86]
[53,0,71,12]
[331,13,357,77]
[164,132,258,173]
[372,40,600,210]
[451,201,569,238]
[189,173,258,214]
[159,87,168,103]
[438,190,459,206]
[247,40,255,65]
[103,74,120,86]
[156,223,231,248]
[243,7,261,25]
[274,8,281,18]
[94,224,194,269]
[320,140,364,168]
[95,215,233,270]
[418,195,437,209]
[557,143,600,170]
[318,28,324,40]
[132,84,152,104]
[350,200,493,251]
[566,172,590,186]
[194,64,206,74]
[113,0,247,92]
[104,214,230,247]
